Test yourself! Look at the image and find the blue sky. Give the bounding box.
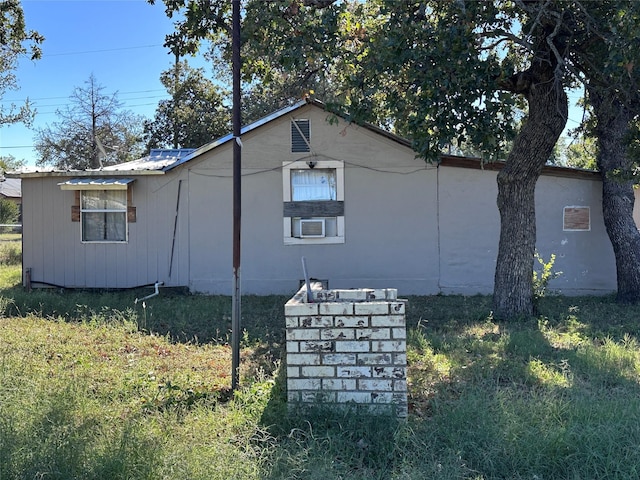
[1,1,585,168]
[0,0,208,167]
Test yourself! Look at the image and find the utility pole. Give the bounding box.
[231,0,242,392]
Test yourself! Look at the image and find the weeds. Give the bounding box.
[0,242,20,266]
[533,251,562,311]
[4,278,640,478]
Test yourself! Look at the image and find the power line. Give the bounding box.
[2,89,169,105]
[21,44,165,59]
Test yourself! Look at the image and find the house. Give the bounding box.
[13,99,624,296]
[0,177,22,221]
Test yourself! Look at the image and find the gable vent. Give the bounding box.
[291,119,310,153]
[300,218,325,238]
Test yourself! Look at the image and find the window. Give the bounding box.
[291,119,310,153]
[283,160,344,245]
[563,206,590,231]
[81,190,127,242]
[58,177,135,243]
[291,169,336,201]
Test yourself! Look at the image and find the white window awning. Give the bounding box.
[58,178,135,191]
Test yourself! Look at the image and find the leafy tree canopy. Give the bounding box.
[0,198,19,227]
[144,60,231,150]
[0,0,43,127]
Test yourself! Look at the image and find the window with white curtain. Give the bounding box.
[282,160,345,245]
[291,169,336,201]
[81,190,127,242]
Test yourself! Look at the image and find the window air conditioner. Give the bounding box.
[300,218,326,238]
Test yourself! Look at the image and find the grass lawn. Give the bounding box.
[3,250,640,478]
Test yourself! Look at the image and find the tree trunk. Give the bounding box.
[590,91,640,303]
[493,76,568,319]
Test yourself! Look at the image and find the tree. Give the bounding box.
[154,0,619,318]
[569,1,640,303]
[351,1,570,318]
[565,136,597,170]
[144,60,231,150]
[0,199,19,228]
[0,155,25,174]
[34,74,145,170]
[0,0,43,127]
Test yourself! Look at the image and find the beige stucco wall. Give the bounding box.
[436,166,617,295]
[184,103,617,296]
[535,174,616,294]
[185,104,440,295]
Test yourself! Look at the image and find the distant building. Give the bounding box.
[0,177,21,223]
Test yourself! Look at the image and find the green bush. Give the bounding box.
[0,199,19,230]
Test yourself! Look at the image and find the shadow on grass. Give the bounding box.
[0,285,290,346]
[1,387,162,480]
[403,295,640,479]
[6,286,640,478]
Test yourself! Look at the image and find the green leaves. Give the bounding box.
[0,0,43,127]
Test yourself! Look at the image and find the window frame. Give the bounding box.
[282,160,345,245]
[80,189,129,243]
[563,206,591,232]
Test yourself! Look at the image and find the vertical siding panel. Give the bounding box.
[40,180,57,285]
[147,180,160,284]
[125,181,141,287]
[139,178,153,286]
[156,178,176,283]
[172,175,189,287]
[22,179,41,285]
[104,244,118,287]
[122,181,140,287]
[62,187,77,287]
[84,245,95,288]
[51,181,67,287]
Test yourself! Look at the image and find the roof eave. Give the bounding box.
[10,169,166,179]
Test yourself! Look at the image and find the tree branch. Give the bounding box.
[482,28,534,52]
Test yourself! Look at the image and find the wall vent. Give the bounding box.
[300,218,325,238]
[291,119,310,153]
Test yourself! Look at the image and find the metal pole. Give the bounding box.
[231,0,242,392]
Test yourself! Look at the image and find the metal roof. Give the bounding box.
[0,178,21,198]
[102,149,196,172]
[57,178,135,190]
[9,99,412,178]
[149,148,196,158]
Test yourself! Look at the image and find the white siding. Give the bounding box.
[22,172,189,289]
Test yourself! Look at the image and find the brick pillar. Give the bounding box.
[284,284,407,417]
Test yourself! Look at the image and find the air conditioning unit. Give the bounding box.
[300,218,326,238]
